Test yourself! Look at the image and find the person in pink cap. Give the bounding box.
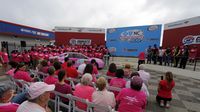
[17,82,55,112]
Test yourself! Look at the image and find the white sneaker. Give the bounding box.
[160,100,164,107]
[166,103,170,108]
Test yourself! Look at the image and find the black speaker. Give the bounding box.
[21,41,26,47]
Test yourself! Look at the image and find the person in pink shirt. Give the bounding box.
[0,82,19,112]
[44,51,49,61]
[6,61,18,77]
[16,53,23,63]
[38,51,44,61]
[116,76,147,112]
[1,48,9,71]
[11,50,18,63]
[32,50,39,69]
[91,59,98,75]
[106,63,117,77]
[39,60,49,73]
[73,73,95,110]
[23,50,31,65]
[83,64,96,82]
[13,63,33,82]
[44,66,58,85]
[110,69,126,96]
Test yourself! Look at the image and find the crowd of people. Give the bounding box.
[0,44,177,112]
[143,44,198,69]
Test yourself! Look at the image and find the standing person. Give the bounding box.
[92,77,116,112]
[152,44,159,64]
[146,46,152,64]
[189,46,197,63]
[0,47,9,71]
[158,47,164,65]
[137,51,145,71]
[156,71,175,108]
[116,76,147,112]
[164,47,171,66]
[179,46,189,69]
[23,50,31,67]
[173,46,181,67]
[17,82,55,112]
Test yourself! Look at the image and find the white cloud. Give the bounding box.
[0,0,199,30]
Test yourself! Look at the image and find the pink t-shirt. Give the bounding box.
[44,76,58,85]
[92,65,98,75]
[11,53,18,62]
[6,68,16,77]
[0,102,19,112]
[1,52,9,63]
[23,53,31,63]
[73,85,95,110]
[14,70,32,82]
[116,88,146,112]
[110,78,126,96]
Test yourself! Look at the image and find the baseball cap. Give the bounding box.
[28,82,55,99]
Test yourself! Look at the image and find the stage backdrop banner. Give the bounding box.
[106,25,162,57]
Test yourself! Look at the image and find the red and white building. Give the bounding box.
[163,16,200,57]
[54,27,105,46]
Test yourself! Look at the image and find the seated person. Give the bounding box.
[6,61,18,77]
[116,76,147,112]
[0,81,19,112]
[106,63,117,77]
[126,72,149,98]
[55,70,72,104]
[73,73,95,110]
[17,82,55,112]
[92,77,116,112]
[38,60,49,73]
[44,66,58,85]
[65,60,78,78]
[109,69,126,96]
[53,61,61,76]
[83,64,96,82]
[123,64,132,78]
[14,63,33,82]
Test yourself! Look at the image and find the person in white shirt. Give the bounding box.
[92,77,116,112]
[138,64,150,87]
[77,60,88,75]
[17,82,55,112]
